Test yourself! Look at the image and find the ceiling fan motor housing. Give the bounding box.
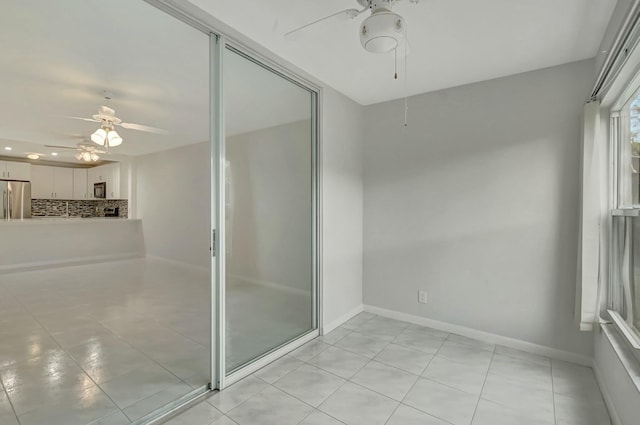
[360,10,405,53]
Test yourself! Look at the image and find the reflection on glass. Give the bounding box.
[612,215,640,336]
[0,0,212,420]
[224,48,315,372]
[622,94,640,206]
[634,217,640,333]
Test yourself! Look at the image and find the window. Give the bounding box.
[617,91,640,208]
[610,88,640,347]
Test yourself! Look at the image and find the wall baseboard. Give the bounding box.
[592,359,623,425]
[0,252,145,275]
[228,274,311,297]
[322,304,363,335]
[363,304,593,366]
[146,255,210,275]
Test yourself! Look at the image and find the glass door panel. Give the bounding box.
[0,0,212,422]
[223,47,316,372]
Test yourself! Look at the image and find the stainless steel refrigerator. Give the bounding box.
[1,181,31,220]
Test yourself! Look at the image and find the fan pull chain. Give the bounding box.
[394,47,398,80]
[403,30,409,126]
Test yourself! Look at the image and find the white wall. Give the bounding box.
[322,88,365,331]
[136,141,211,269]
[226,120,312,293]
[363,59,595,356]
[134,87,366,333]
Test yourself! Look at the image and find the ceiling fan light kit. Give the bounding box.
[107,129,122,147]
[75,151,100,162]
[91,126,122,147]
[90,128,107,145]
[286,0,415,124]
[45,143,107,163]
[360,9,405,53]
[67,96,167,150]
[286,0,416,56]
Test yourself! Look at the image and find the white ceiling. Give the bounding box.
[0,0,310,163]
[0,0,209,162]
[189,0,617,105]
[0,0,618,164]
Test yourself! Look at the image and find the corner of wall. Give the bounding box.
[321,87,366,330]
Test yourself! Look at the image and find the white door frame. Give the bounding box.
[211,32,225,390]
[216,43,321,389]
[143,0,324,392]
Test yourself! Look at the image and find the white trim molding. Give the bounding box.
[322,305,363,335]
[227,274,311,298]
[608,310,640,349]
[592,360,623,425]
[594,324,640,425]
[598,324,640,393]
[0,252,144,275]
[363,305,593,366]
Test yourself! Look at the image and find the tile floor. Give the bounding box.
[0,258,311,425]
[0,259,211,425]
[0,261,612,425]
[164,312,612,425]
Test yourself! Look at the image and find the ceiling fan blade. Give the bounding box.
[285,8,367,40]
[118,122,168,134]
[65,116,100,123]
[44,145,79,150]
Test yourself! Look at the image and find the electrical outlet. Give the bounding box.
[418,290,428,304]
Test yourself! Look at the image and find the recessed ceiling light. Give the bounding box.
[27,154,39,160]
[4,147,11,151]
[51,152,58,156]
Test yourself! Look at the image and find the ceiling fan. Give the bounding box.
[66,93,167,148]
[285,0,419,54]
[45,143,107,162]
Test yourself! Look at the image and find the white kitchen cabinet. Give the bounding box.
[88,163,120,199]
[104,162,120,199]
[73,169,89,200]
[31,165,74,199]
[55,168,74,199]
[0,160,31,181]
[30,166,53,199]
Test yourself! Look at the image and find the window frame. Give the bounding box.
[609,84,640,354]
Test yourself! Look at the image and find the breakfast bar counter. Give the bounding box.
[0,218,145,273]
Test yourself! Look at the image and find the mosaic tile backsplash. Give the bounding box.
[32,199,128,218]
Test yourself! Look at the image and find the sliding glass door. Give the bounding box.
[221,46,318,374]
